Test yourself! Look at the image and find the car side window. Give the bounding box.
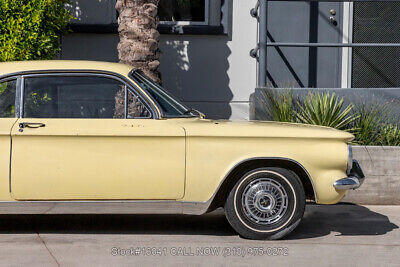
[23,76,151,119]
[0,79,16,118]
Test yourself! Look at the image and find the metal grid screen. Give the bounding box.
[352,2,400,88]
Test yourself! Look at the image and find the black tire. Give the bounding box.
[224,167,305,240]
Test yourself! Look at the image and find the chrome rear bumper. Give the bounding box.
[333,160,365,190]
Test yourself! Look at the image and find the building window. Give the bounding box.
[158,0,209,25]
[352,2,400,88]
[66,0,228,35]
[157,0,228,35]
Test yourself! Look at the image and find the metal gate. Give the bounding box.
[250,0,400,121]
[251,0,400,88]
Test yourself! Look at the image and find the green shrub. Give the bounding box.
[0,0,73,62]
[295,92,358,130]
[350,104,400,146]
[378,124,400,146]
[259,89,297,122]
[350,104,382,145]
[259,90,400,146]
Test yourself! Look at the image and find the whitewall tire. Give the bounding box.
[224,167,306,240]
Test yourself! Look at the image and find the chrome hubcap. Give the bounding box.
[242,178,288,225]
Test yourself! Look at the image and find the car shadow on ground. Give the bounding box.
[0,204,397,239]
[285,203,399,240]
[0,211,236,236]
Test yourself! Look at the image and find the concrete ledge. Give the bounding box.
[342,146,400,205]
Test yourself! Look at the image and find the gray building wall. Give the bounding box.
[59,1,400,122]
[60,33,119,62]
[60,0,257,120]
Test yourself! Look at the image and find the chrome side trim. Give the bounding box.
[0,201,209,215]
[0,159,315,216]
[0,157,314,216]
[182,200,211,215]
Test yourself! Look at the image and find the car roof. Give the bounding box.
[0,60,134,77]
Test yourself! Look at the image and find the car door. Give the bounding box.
[0,78,18,200]
[10,73,185,200]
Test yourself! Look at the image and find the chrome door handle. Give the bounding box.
[19,122,46,129]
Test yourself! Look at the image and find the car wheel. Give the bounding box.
[224,167,305,240]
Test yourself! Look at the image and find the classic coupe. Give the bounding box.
[0,61,364,240]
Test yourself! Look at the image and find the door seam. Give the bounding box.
[9,118,19,194]
[182,126,187,200]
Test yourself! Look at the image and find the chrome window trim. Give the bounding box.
[124,85,128,119]
[15,77,22,118]
[20,72,157,119]
[128,70,197,119]
[128,70,165,118]
[19,76,24,119]
[0,76,18,84]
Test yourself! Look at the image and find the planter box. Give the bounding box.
[342,146,400,205]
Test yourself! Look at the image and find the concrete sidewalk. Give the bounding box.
[0,204,398,266]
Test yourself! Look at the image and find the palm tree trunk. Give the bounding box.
[116,0,161,83]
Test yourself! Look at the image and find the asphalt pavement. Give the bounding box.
[0,204,398,266]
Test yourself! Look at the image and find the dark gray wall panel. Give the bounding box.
[266,1,342,89]
[60,34,119,62]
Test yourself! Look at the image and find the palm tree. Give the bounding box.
[116,0,161,83]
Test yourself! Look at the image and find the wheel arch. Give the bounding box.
[206,157,316,212]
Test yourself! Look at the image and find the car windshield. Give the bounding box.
[130,70,195,118]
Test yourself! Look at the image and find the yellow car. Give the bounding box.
[0,61,364,240]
